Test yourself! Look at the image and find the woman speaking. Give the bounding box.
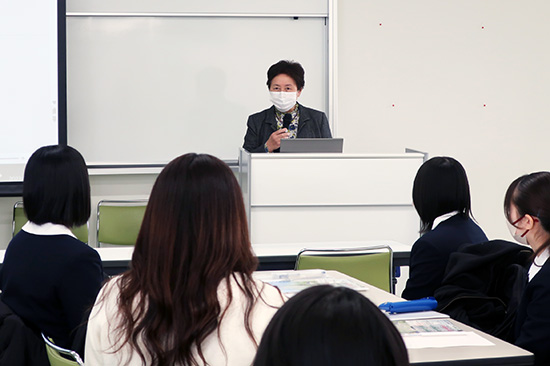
[243,60,332,153]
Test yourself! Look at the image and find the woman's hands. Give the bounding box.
[265,129,290,152]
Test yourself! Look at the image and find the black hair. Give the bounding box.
[253,285,409,366]
[412,156,472,234]
[266,60,305,90]
[23,145,90,227]
[504,172,550,256]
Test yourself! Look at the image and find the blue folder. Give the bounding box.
[378,297,438,314]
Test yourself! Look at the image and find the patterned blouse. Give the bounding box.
[264,104,300,152]
[275,104,300,139]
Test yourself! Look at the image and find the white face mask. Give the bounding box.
[270,91,297,112]
[507,219,529,245]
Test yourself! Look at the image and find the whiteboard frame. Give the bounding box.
[66,0,337,167]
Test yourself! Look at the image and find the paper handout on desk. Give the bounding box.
[253,269,368,297]
[392,317,494,349]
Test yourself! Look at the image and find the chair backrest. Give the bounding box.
[13,201,26,237]
[41,333,84,366]
[295,245,393,292]
[12,201,89,243]
[96,200,148,246]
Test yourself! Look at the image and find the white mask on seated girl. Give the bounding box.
[507,220,529,245]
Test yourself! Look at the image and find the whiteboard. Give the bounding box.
[66,13,329,164]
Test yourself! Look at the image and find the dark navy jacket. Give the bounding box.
[434,240,532,341]
[0,231,104,352]
[515,259,550,365]
[0,298,49,365]
[242,104,332,153]
[402,215,487,300]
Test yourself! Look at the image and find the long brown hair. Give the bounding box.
[111,153,259,365]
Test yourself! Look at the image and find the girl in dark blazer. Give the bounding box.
[402,157,487,300]
[504,172,550,365]
[0,145,104,354]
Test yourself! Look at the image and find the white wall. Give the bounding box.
[337,0,550,242]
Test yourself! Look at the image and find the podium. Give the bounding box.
[239,149,425,249]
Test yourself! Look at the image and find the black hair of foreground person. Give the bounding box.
[413,156,472,234]
[23,144,90,227]
[253,285,410,366]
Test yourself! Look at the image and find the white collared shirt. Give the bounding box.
[528,248,550,282]
[22,221,76,238]
[432,210,460,230]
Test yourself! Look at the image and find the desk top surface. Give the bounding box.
[252,240,412,257]
[95,240,412,262]
[264,270,533,366]
[0,240,412,263]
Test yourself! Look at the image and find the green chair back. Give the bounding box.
[296,246,393,292]
[13,202,26,236]
[12,202,89,243]
[41,333,84,366]
[96,200,147,246]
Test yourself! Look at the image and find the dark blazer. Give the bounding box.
[514,259,550,365]
[0,298,49,366]
[242,104,332,153]
[0,231,104,353]
[402,215,488,300]
[435,240,532,341]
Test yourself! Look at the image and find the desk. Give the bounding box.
[0,241,411,277]
[45,240,411,275]
[0,240,411,275]
[253,240,412,270]
[258,270,533,366]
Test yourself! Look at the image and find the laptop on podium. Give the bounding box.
[280,138,344,153]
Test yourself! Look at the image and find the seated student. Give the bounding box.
[254,285,409,366]
[0,145,104,354]
[85,153,285,366]
[402,157,487,300]
[504,172,550,365]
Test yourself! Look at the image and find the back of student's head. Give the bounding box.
[413,156,472,233]
[23,145,90,227]
[134,152,255,278]
[254,285,409,366]
[116,153,258,365]
[504,171,550,255]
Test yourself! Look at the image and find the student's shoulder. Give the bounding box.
[64,237,101,259]
[531,262,550,287]
[412,233,440,251]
